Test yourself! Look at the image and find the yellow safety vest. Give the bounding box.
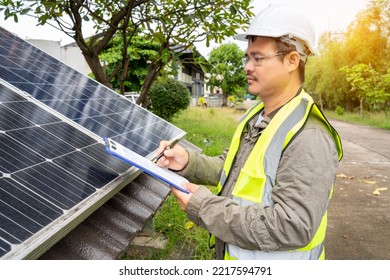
[215,90,343,260]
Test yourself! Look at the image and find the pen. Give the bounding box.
[152,138,180,163]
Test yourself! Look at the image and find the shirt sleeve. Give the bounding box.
[176,149,226,186]
[186,123,340,251]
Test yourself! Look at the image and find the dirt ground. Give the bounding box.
[325,119,390,260]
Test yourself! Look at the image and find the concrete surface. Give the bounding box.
[325,119,390,260]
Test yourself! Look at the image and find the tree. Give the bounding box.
[100,32,209,106]
[343,0,389,69]
[305,0,390,112]
[340,64,376,116]
[305,33,351,110]
[207,43,246,106]
[340,63,390,116]
[147,77,191,121]
[1,1,253,107]
[99,33,161,93]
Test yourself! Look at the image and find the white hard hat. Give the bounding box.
[234,4,315,62]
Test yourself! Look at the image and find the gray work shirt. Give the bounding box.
[177,109,340,259]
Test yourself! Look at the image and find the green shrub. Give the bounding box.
[147,78,191,121]
[335,106,345,116]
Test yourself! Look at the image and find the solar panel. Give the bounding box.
[0,27,185,259]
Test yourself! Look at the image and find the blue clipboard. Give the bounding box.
[104,137,189,194]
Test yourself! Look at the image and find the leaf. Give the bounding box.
[373,187,387,196]
[229,4,237,16]
[153,32,166,44]
[337,173,354,179]
[185,221,195,230]
[359,180,377,184]
[20,8,30,15]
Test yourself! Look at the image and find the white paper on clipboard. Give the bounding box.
[104,137,189,194]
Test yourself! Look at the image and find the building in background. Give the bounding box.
[28,39,92,76]
[170,46,206,106]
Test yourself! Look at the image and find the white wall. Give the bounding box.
[27,39,92,76]
[61,45,92,76]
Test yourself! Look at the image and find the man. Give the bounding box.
[156,4,343,260]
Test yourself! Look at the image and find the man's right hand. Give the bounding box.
[155,140,189,171]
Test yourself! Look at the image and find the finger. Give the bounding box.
[170,186,182,197]
[182,182,199,193]
[171,186,192,211]
[157,140,170,154]
[156,157,169,167]
[163,147,176,157]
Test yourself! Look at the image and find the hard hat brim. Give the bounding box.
[233,33,249,41]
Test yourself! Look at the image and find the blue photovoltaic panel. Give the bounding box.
[0,27,182,157]
[0,27,185,259]
[0,85,127,257]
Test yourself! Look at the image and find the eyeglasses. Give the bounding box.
[243,53,285,67]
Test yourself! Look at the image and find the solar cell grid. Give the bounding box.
[8,126,76,158]
[5,101,61,125]
[0,26,185,259]
[0,83,26,102]
[13,162,97,209]
[0,105,35,131]
[0,178,63,242]
[0,134,45,173]
[81,143,130,175]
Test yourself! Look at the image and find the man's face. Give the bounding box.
[244,37,290,98]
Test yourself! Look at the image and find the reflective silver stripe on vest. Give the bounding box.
[262,97,310,206]
[219,171,227,188]
[227,242,323,260]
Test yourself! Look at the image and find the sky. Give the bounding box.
[0,0,370,57]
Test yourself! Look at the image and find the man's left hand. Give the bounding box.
[171,182,200,211]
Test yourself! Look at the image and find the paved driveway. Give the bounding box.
[325,119,390,259]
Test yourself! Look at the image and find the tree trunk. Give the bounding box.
[137,60,164,108]
[221,79,228,107]
[222,93,228,107]
[83,53,113,89]
[119,56,130,94]
[319,93,323,111]
[360,96,364,118]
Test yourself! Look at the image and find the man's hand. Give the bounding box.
[155,140,189,171]
[171,182,200,211]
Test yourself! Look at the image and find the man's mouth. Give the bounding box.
[247,76,256,83]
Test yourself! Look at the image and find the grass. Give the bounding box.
[171,107,243,156]
[151,106,243,260]
[324,110,390,130]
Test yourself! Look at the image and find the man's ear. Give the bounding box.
[286,51,300,71]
